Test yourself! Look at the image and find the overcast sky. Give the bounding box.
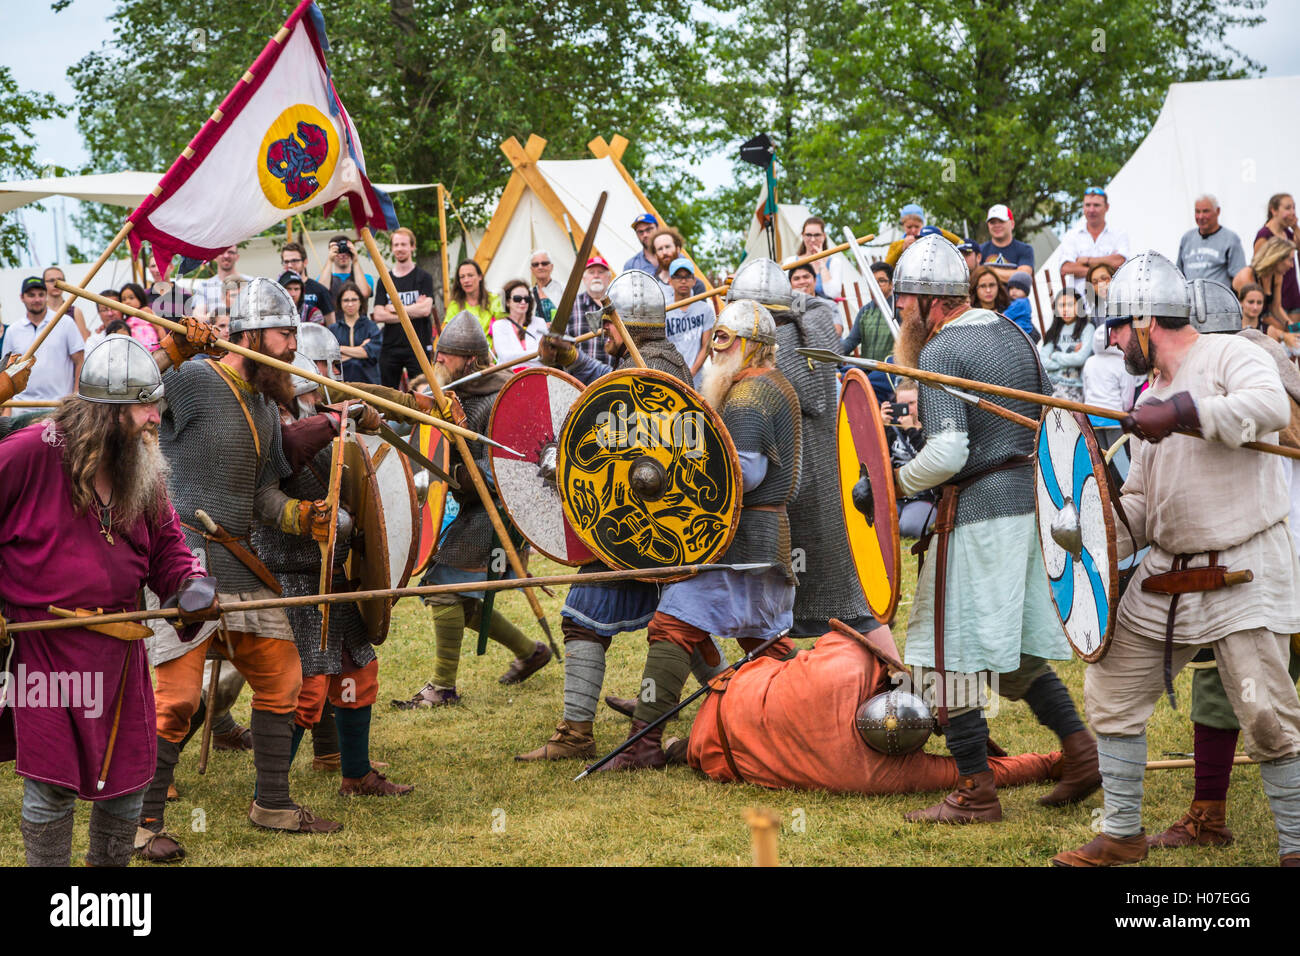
[4,0,1299,267]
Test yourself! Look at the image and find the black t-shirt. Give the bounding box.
[301,277,334,320]
[373,266,436,353]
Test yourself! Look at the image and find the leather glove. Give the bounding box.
[175,575,221,626]
[353,404,382,433]
[159,317,222,367]
[1121,392,1199,443]
[347,381,436,415]
[292,498,335,542]
[538,333,577,369]
[0,354,34,404]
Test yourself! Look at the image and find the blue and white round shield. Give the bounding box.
[1034,408,1118,662]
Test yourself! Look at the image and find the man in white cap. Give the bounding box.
[978,204,1035,279]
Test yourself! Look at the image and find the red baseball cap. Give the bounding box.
[986,204,1014,223]
[585,255,611,270]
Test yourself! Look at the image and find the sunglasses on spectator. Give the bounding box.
[1084,187,1107,197]
[509,294,531,304]
[531,260,551,268]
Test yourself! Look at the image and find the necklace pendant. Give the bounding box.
[100,527,114,546]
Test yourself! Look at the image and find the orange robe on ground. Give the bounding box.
[687,629,1059,794]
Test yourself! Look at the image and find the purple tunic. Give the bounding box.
[0,422,202,798]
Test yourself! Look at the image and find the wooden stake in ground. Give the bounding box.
[744,808,781,867]
[357,227,560,659]
[53,281,505,450]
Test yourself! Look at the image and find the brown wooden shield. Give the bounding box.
[340,437,392,643]
[837,368,901,623]
[556,368,740,572]
[489,367,596,566]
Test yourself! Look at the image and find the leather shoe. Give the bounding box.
[594,719,667,772]
[904,770,1002,824]
[515,719,596,761]
[392,683,461,709]
[1148,800,1233,848]
[1052,831,1148,867]
[498,641,552,685]
[604,695,637,719]
[133,827,186,863]
[1280,852,1300,868]
[339,770,414,797]
[248,801,342,833]
[212,724,254,751]
[1039,730,1101,806]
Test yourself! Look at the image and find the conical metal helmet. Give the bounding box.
[230,277,299,335]
[607,270,665,329]
[437,310,489,360]
[289,351,322,397]
[726,257,792,309]
[892,234,969,296]
[1187,278,1242,335]
[1105,251,1189,322]
[296,322,343,381]
[78,335,165,404]
[714,298,777,346]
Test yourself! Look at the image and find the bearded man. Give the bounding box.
[137,278,344,861]
[0,336,220,866]
[599,299,802,771]
[887,235,1096,824]
[369,312,551,708]
[518,271,724,761]
[249,330,412,797]
[1054,254,1300,867]
[725,258,874,636]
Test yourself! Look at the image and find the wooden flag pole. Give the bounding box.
[54,281,493,447]
[437,183,451,308]
[357,227,558,656]
[20,220,134,364]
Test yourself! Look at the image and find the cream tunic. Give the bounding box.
[1116,333,1300,642]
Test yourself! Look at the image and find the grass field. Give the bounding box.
[0,552,1285,867]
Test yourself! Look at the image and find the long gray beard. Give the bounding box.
[701,347,744,410]
[114,428,171,529]
[432,362,456,388]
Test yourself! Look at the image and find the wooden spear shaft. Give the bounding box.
[20,220,134,363]
[8,565,733,634]
[666,233,877,313]
[437,183,451,309]
[821,351,1300,462]
[1147,755,1255,771]
[53,281,490,447]
[358,227,556,655]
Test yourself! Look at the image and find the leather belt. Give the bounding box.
[742,504,787,513]
[1141,551,1253,708]
[180,521,283,596]
[912,454,1034,725]
[710,673,745,783]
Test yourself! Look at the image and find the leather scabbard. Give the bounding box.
[1141,565,1251,595]
[181,521,283,596]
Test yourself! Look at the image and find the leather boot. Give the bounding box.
[1052,831,1149,867]
[604,695,637,719]
[1148,800,1234,848]
[594,719,667,772]
[904,770,1002,824]
[212,723,254,751]
[1039,729,1102,806]
[133,827,186,863]
[498,641,552,685]
[1282,853,1300,867]
[339,770,414,797]
[515,720,596,761]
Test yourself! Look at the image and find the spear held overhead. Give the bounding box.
[798,348,1300,463]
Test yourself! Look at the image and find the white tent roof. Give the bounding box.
[474,156,653,292]
[0,170,436,215]
[1042,75,1300,276]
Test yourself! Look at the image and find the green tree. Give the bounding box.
[794,0,1264,239]
[65,0,706,274]
[0,66,67,267]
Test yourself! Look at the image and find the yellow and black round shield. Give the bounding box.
[557,369,740,571]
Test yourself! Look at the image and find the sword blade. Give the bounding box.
[375,420,460,489]
[550,192,608,335]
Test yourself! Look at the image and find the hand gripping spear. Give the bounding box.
[574,629,789,781]
[798,348,1300,463]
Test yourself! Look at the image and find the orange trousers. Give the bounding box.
[646,611,795,663]
[154,631,303,744]
[294,659,380,729]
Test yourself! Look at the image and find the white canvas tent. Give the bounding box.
[469,134,709,296]
[1039,75,1300,317]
